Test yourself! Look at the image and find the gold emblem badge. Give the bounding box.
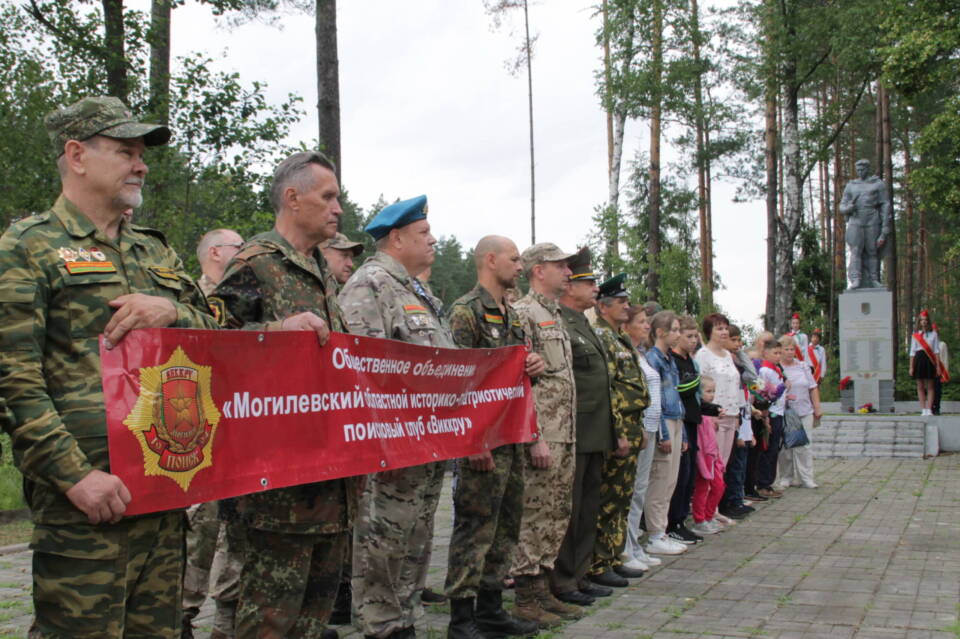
[123,346,221,491]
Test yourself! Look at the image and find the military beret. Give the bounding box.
[364,195,428,240]
[320,232,364,256]
[520,242,574,273]
[567,247,596,281]
[44,96,171,157]
[598,273,628,299]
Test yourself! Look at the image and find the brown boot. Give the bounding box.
[534,574,584,620]
[512,575,563,628]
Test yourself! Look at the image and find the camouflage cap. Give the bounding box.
[520,242,574,273]
[44,96,171,156]
[320,232,364,256]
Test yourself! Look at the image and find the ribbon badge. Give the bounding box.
[123,346,221,491]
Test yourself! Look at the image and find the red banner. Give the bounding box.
[101,329,536,516]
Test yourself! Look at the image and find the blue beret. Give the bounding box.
[364,195,428,240]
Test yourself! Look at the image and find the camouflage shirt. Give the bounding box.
[512,290,574,443]
[209,228,351,535]
[593,316,650,443]
[0,195,218,524]
[338,252,455,349]
[448,283,526,350]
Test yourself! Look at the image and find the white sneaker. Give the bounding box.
[621,557,649,571]
[689,520,720,536]
[713,513,736,527]
[635,547,662,566]
[801,482,819,489]
[645,535,687,555]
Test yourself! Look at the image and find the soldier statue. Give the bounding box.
[838,158,893,289]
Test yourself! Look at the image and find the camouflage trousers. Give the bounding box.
[209,518,244,635]
[444,443,524,599]
[352,462,445,637]
[510,441,575,577]
[183,502,219,621]
[591,442,643,573]
[235,527,347,639]
[28,511,183,639]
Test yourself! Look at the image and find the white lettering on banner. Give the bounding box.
[411,360,478,378]
[331,347,413,375]
[343,419,412,442]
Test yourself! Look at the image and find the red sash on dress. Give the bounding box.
[787,331,804,360]
[914,332,949,382]
[807,344,822,382]
[760,360,784,380]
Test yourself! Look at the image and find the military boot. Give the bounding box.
[511,575,563,629]
[475,588,539,637]
[448,597,486,639]
[534,574,584,620]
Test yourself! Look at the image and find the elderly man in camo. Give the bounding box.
[0,95,219,638]
[338,195,455,639]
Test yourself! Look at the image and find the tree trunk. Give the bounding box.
[148,0,171,122]
[607,110,626,264]
[316,0,341,183]
[903,125,914,324]
[763,75,778,331]
[102,0,127,101]
[522,0,536,244]
[775,74,801,335]
[880,83,897,358]
[647,0,664,300]
[690,0,711,311]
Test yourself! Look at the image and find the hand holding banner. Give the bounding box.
[102,329,536,516]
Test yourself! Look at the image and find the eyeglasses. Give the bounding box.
[214,243,243,249]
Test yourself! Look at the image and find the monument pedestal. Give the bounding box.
[839,289,895,413]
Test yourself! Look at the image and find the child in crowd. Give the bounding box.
[719,325,756,519]
[690,376,726,535]
[755,338,787,499]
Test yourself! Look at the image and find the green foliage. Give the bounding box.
[0,434,26,511]
[427,237,476,309]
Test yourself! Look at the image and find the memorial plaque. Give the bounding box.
[839,289,894,412]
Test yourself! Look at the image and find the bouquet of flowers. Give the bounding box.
[747,378,785,411]
[839,376,853,391]
[857,402,876,414]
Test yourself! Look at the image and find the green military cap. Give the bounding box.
[598,273,628,299]
[567,247,596,282]
[520,242,574,273]
[44,96,171,156]
[320,232,364,256]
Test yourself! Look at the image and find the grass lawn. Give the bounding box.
[0,434,25,511]
[0,520,31,547]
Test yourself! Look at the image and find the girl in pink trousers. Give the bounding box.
[690,376,726,536]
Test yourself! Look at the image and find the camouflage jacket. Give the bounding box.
[448,283,526,349]
[0,195,218,524]
[338,252,455,349]
[512,291,574,444]
[209,228,352,535]
[593,316,650,443]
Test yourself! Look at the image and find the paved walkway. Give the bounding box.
[1,456,958,638]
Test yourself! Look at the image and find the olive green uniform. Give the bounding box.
[0,195,218,638]
[338,251,455,638]
[209,229,353,639]
[443,284,527,599]
[590,316,649,574]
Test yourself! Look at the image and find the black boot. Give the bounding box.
[475,589,539,637]
[448,597,485,639]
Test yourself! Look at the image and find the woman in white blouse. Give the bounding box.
[694,313,742,465]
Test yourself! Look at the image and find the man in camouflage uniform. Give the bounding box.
[589,274,650,585]
[443,236,544,639]
[208,151,349,639]
[552,248,621,600]
[338,195,455,639]
[509,243,584,628]
[0,96,219,638]
[183,226,244,639]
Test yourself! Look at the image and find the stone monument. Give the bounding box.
[838,159,895,413]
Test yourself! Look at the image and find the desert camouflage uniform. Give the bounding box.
[0,195,218,638]
[338,251,454,638]
[590,316,650,574]
[182,501,220,631]
[443,284,527,599]
[509,290,576,578]
[209,228,353,639]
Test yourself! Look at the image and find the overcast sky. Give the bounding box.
[153,0,767,330]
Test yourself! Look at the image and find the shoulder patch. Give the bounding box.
[484,313,504,324]
[207,296,226,326]
[149,266,180,281]
[6,212,51,237]
[538,320,557,328]
[404,304,427,315]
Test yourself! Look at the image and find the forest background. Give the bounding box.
[0,0,958,405]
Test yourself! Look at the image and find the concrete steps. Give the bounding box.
[811,416,926,458]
